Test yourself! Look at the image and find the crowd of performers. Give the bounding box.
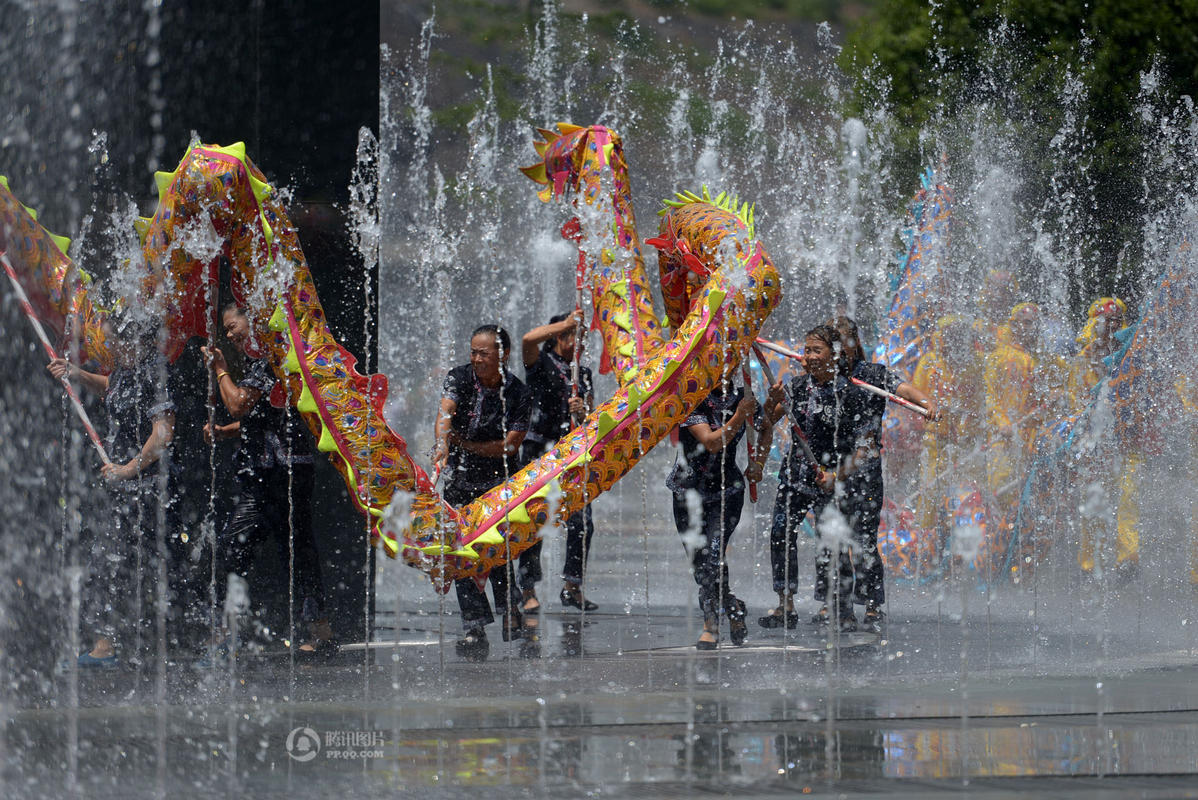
[50,305,334,669]
[910,275,1146,584]
[49,272,1191,668]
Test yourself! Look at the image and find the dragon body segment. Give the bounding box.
[0,176,110,372]
[3,146,434,557]
[144,144,438,554]
[396,124,781,583]
[6,127,780,590]
[522,124,666,382]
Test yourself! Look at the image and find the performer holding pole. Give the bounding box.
[830,316,936,631]
[433,324,533,655]
[666,377,757,649]
[755,325,859,631]
[47,312,186,669]
[757,336,933,419]
[2,251,110,464]
[519,310,598,613]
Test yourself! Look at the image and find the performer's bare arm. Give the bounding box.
[201,345,260,418]
[101,411,175,482]
[47,357,108,395]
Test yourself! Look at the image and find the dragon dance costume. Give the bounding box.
[983,303,1071,510]
[1069,297,1141,574]
[912,315,986,534]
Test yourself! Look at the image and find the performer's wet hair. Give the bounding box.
[108,307,160,355]
[472,324,511,358]
[544,313,570,352]
[221,302,247,319]
[828,315,866,366]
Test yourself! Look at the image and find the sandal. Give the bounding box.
[758,607,799,629]
[455,627,490,659]
[697,615,720,650]
[862,603,885,633]
[297,619,338,657]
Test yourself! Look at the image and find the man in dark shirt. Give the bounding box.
[518,311,598,612]
[433,325,532,654]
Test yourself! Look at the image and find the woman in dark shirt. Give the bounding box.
[433,325,532,655]
[668,380,758,649]
[758,324,859,631]
[202,305,332,656]
[830,316,934,631]
[48,315,177,668]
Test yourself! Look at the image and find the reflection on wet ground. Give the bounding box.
[8,597,1198,798]
[9,487,1198,798]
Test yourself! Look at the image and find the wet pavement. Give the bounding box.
[8,590,1198,799]
[7,479,1198,797]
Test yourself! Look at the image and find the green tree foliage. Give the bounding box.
[841,0,1198,297]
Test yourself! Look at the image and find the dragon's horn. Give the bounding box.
[519,163,549,184]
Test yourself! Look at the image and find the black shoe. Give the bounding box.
[758,607,799,629]
[696,634,719,651]
[811,605,830,625]
[455,628,490,659]
[501,613,523,642]
[519,636,542,659]
[560,588,598,612]
[837,612,858,633]
[727,598,748,646]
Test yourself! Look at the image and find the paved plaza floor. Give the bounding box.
[7,477,1198,797]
